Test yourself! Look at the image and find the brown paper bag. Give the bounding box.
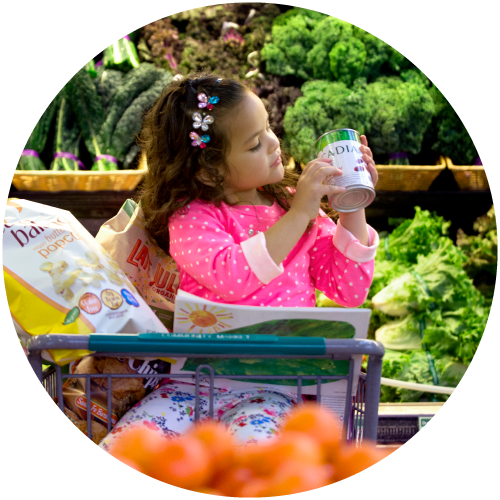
[95,199,179,331]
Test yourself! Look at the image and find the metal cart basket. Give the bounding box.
[27,333,384,443]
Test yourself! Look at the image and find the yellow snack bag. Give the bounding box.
[3,199,168,365]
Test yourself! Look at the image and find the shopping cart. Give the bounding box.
[27,333,384,443]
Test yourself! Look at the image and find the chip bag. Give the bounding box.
[3,199,168,364]
[95,199,179,331]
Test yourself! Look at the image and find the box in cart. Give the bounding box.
[170,290,371,419]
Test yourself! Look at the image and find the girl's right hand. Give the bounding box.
[291,158,344,220]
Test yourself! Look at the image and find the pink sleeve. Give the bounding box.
[308,215,379,307]
[168,204,281,302]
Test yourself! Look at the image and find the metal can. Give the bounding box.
[315,128,375,212]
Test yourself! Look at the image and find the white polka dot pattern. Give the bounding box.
[168,200,377,307]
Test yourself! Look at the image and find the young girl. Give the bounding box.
[100,73,379,449]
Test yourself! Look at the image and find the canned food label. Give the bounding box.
[319,139,374,190]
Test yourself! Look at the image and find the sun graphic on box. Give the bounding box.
[176,303,234,333]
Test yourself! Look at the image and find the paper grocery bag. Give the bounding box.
[95,199,179,331]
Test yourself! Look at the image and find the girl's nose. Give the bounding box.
[268,131,279,152]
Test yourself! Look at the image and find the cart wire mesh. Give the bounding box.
[32,334,382,444]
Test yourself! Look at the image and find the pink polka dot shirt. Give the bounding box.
[169,199,379,308]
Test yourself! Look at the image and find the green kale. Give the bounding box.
[110,71,173,162]
[365,75,435,159]
[261,10,322,80]
[283,79,370,164]
[426,85,478,165]
[329,37,367,86]
[17,94,60,170]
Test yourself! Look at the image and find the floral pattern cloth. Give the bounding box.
[99,380,298,450]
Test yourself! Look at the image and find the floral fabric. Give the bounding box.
[99,380,298,449]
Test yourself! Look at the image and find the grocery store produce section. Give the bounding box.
[10,3,494,459]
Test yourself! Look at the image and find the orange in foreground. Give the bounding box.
[107,403,396,495]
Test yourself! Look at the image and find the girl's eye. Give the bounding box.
[250,122,271,151]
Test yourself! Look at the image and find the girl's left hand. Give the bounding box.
[360,135,378,187]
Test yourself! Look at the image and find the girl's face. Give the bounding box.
[222,91,283,202]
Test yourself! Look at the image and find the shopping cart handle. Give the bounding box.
[88,333,326,355]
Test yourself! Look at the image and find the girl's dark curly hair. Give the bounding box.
[138,72,336,254]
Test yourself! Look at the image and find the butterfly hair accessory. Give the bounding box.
[190,78,222,148]
[190,131,210,149]
[192,111,214,131]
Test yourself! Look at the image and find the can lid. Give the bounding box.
[329,186,375,213]
[315,129,361,154]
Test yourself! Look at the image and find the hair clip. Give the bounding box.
[190,131,210,148]
[192,111,214,131]
[197,94,220,110]
[191,79,221,148]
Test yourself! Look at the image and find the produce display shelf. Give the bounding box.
[12,157,147,193]
[446,157,489,191]
[299,157,447,191]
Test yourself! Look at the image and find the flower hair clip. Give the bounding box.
[197,93,220,110]
[190,78,222,148]
[190,131,210,149]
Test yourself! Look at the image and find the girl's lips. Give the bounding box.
[271,153,282,168]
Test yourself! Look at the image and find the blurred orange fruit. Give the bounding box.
[108,451,145,474]
[107,425,168,471]
[281,403,343,459]
[333,442,393,482]
[146,434,212,489]
[212,465,256,497]
[187,421,235,472]
[259,431,324,474]
[238,460,331,498]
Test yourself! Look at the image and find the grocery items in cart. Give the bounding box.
[95,199,180,331]
[4,198,169,365]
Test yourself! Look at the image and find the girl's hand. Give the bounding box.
[360,135,378,187]
[292,158,344,220]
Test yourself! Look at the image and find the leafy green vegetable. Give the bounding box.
[109,71,173,162]
[17,95,60,170]
[422,305,488,365]
[64,67,108,169]
[364,74,435,158]
[426,85,478,165]
[50,96,83,171]
[94,67,124,116]
[283,79,370,164]
[99,63,164,154]
[380,349,468,403]
[262,12,412,85]
[328,37,366,86]
[375,313,422,351]
[261,9,320,80]
[377,206,451,264]
[372,238,477,316]
[103,37,140,72]
[66,62,170,171]
[457,205,497,279]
